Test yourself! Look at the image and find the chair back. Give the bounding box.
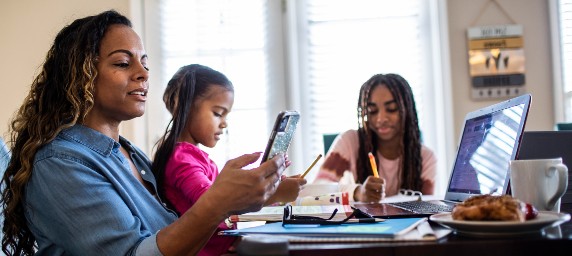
[556,123,572,131]
[323,133,339,155]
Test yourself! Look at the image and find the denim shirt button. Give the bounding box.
[141,170,146,175]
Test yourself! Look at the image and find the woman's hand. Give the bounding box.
[208,152,286,216]
[354,176,386,202]
[159,152,286,255]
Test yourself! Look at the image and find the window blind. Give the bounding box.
[144,0,448,186]
[299,0,431,180]
[559,0,572,120]
[156,0,275,168]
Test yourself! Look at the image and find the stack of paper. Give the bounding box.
[229,204,353,222]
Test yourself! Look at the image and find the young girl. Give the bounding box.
[152,64,306,256]
[314,73,436,203]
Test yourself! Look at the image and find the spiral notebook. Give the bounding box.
[356,93,532,218]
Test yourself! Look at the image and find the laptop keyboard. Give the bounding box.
[389,201,455,213]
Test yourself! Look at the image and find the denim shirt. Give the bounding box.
[1,138,9,244]
[0,138,9,171]
[25,125,177,255]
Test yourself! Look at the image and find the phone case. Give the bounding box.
[261,110,300,163]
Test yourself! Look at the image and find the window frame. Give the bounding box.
[549,0,570,123]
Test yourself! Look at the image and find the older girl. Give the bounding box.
[315,73,436,203]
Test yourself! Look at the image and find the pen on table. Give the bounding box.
[368,152,379,178]
[301,154,322,179]
[344,218,385,223]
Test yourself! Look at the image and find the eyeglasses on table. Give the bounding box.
[282,204,377,226]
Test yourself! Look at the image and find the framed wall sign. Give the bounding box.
[467,24,525,100]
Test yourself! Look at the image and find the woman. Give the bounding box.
[314,73,436,203]
[1,10,284,256]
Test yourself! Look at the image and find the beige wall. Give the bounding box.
[0,0,558,145]
[0,0,130,142]
[447,0,554,138]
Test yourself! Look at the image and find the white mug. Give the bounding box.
[509,158,568,212]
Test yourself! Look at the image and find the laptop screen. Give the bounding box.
[445,94,530,200]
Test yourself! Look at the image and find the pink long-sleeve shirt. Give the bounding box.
[164,142,235,256]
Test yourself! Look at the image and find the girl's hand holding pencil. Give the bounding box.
[265,154,320,206]
[354,176,386,203]
[354,153,386,202]
[266,175,307,205]
[266,154,321,206]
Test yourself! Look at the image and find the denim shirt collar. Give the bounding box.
[59,125,125,156]
[60,124,135,156]
[58,125,160,192]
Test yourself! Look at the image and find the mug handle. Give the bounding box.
[545,163,568,211]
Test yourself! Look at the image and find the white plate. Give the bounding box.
[429,211,571,237]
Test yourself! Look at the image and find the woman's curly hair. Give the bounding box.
[0,10,131,255]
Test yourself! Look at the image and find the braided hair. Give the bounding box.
[355,74,422,191]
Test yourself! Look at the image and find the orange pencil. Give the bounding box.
[368,152,379,178]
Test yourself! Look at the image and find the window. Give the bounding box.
[551,0,572,122]
[298,0,435,170]
[143,0,283,170]
[141,0,452,193]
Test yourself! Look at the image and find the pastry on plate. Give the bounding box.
[452,195,538,222]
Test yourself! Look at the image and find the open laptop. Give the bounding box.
[517,131,572,205]
[355,93,532,218]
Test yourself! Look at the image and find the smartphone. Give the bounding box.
[261,110,300,164]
